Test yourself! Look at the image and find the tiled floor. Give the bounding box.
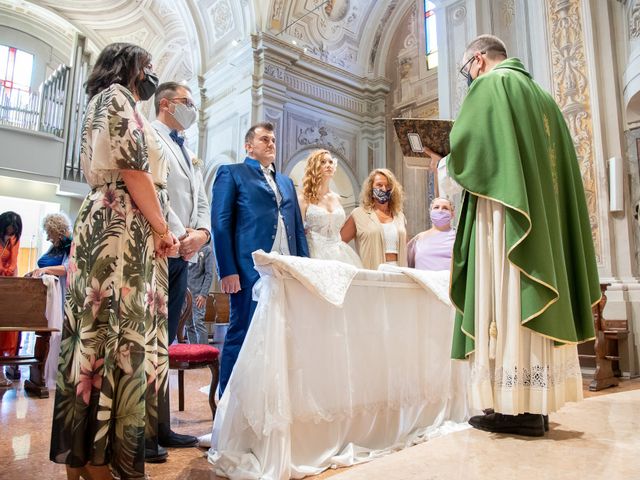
[1,368,638,479]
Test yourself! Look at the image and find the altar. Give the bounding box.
[207,252,471,480]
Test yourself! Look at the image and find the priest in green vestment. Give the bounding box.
[424,35,601,437]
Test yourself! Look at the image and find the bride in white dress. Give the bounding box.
[298,150,363,268]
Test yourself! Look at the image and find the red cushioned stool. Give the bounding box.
[168,289,220,420]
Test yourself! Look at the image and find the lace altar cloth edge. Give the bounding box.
[377,264,452,307]
[252,250,358,307]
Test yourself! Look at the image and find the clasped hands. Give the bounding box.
[154,230,180,258]
[154,227,208,260]
[178,228,208,261]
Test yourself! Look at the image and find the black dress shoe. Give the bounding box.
[482,409,549,432]
[158,430,198,448]
[145,445,168,463]
[469,412,545,437]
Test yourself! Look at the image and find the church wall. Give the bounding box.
[383,2,438,238]
[254,33,389,208]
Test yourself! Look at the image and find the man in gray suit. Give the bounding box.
[146,82,211,459]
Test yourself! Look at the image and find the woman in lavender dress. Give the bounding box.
[407,197,456,271]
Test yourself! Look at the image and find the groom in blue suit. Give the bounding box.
[212,122,309,395]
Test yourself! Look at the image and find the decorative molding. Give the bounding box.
[450,5,467,26]
[368,0,399,72]
[209,0,234,41]
[402,3,418,50]
[264,63,286,80]
[325,0,351,22]
[503,0,515,28]
[263,61,370,115]
[547,0,601,261]
[296,123,348,156]
[399,58,412,79]
[414,102,439,119]
[110,28,150,46]
[272,0,285,20]
[631,3,640,38]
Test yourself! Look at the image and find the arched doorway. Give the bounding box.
[284,147,360,213]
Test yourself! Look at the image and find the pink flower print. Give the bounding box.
[102,186,118,209]
[67,259,78,276]
[132,109,144,131]
[116,342,134,375]
[154,291,167,318]
[120,286,131,300]
[102,185,124,217]
[76,355,104,405]
[85,278,111,319]
[145,284,155,315]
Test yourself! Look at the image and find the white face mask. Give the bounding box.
[171,102,197,130]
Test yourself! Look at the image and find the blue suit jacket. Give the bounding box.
[211,157,309,287]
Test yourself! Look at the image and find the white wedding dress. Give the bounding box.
[305,203,363,268]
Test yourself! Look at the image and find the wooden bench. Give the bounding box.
[0,277,57,398]
[578,283,629,391]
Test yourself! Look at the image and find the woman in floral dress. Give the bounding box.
[50,43,179,480]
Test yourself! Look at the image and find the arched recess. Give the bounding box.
[202,153,236,203]
[357,0,418,78]
[284,147,360,212]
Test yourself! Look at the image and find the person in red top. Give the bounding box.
[0,211,22,387]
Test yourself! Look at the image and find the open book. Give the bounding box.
[392,118,454,158]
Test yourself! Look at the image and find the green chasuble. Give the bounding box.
[448,58,601,359]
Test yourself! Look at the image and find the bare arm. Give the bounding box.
[340,215,357,243]
[298,194,308,225]
[28,265,67,278]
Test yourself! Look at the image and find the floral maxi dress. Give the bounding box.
[50,84,169,479]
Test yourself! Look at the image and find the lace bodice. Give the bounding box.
[305,203,346,242]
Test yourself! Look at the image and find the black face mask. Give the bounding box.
[136,68,159,101]
[467,72,475,88]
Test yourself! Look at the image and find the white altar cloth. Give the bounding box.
[207,253,471,479]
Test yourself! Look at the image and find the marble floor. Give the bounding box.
[1,368,638,480]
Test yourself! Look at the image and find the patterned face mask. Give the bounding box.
[372,188,391,204]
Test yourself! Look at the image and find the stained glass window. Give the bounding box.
[424,1,438,70]
[0,45,33,92]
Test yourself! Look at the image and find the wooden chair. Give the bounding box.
[168,289,220,419]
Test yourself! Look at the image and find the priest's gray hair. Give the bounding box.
[464,35,508,62]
